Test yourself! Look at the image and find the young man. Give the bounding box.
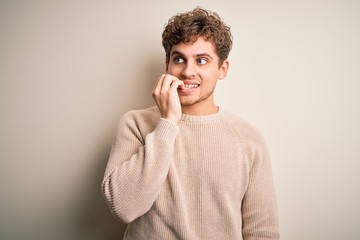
[102,7,280,239]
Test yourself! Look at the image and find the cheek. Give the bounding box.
[200,70,219,82]
[166,65,179,75]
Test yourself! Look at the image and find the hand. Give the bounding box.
[152,74,185,123]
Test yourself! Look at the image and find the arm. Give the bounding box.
[241,136,280,239]
[102,74,184,223]
[101,114,178,223]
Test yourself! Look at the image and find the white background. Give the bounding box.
[1,1,359,239]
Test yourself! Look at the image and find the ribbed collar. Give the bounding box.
[180,107,224,122]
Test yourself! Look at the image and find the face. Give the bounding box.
[166,37,229,113]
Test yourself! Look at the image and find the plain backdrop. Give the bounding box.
[1,1,359,239]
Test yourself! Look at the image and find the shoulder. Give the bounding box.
[119,106,161,132]
[220,109,270,166]
[220,108,266,147]
[122,106,160,122]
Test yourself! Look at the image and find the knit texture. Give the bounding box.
[102,106,280,240]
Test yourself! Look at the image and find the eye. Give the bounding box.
[197,58,208,65]
[173,56,184,64]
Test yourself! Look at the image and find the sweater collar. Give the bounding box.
[180,107,223,122]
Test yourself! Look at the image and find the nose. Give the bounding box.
[181,62,196,79]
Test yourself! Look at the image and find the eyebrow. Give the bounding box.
[170,51,214,60]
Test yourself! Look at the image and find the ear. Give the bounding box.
[218,60,229,80]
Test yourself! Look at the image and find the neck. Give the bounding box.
[181,101,219,116]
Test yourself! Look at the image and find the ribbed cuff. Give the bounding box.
[154,118,179,141]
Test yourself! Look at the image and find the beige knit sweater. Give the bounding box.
[102,106,280,239]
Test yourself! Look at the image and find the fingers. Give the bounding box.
[174,78,185,90]
[153,74,168,98]
[160,74,174,95]
[153,74,182,98]
[152,74,183,123]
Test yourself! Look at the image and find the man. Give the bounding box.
[102,7,280,239]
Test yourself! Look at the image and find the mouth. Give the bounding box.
[183,84,199,89]
[178,83,200,90]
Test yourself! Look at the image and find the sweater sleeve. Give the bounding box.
[241,135,280,240]
[101,113,178,223]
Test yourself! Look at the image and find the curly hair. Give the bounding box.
[162,7,233,67]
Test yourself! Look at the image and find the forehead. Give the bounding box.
[170,37,217,57]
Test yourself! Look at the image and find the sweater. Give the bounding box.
[102,106,280,240]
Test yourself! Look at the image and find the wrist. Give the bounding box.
[163,115,181,124]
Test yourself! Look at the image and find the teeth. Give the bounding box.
[184,84,198,89]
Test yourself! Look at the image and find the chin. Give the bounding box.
[180,98,201,106]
